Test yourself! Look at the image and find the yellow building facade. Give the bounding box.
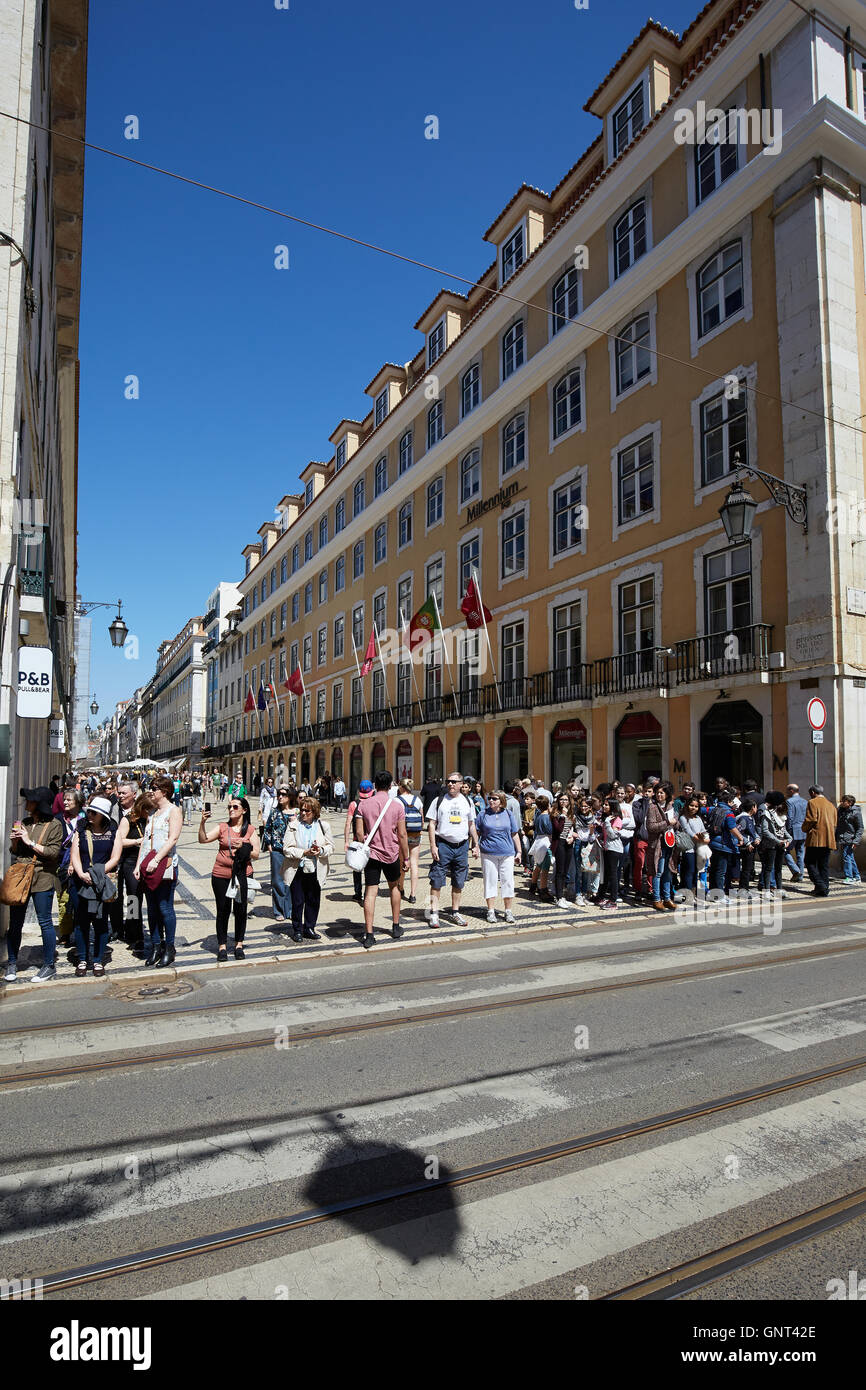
[209,0,866,797]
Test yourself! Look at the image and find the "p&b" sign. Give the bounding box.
[17,646,53,719]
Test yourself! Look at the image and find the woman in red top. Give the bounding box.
[199,795,261,961]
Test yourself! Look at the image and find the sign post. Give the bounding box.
[806,697,827,787]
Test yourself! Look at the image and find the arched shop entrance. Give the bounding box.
[315,749,326,779]
[395,739,413,781]
[458,731,482,783]
[424,735,444,782]
[700,700,763,789]
[550,719,587,788]
[371,742,387,778]
[350,745,363,794]
[500,725,528,784]
[615,712,662,785]
[331,747,343,781]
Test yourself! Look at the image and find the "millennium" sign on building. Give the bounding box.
[467,481,520,523]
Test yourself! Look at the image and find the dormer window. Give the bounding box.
[375,389,388,426]
[261,534,268,555]
[613,82,645,157]
[335,440,347,471]
[278,510,288,533]
[501,224,524,282]
[304,480,314,506]
[427,320,445,366]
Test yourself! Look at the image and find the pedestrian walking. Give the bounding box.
[836,794,863,883]
[70,796,118,977]
[262,785,294,922]
[259,777,277,827]
[427,772,480,928]
[181,776,195,826]
[476,789,521,924]
[3,788,63,982]
[134,776,183,968]
[353,771,410,948]
[283,797,333,942]
[333,776,346,811]
[199,795,261,961]
[803,785,837,897]
[396,777,424,904]
[344,780,374,904]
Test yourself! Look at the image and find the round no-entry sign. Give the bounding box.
[806,696,827,731]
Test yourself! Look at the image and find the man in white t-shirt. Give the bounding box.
[426,771,480,928]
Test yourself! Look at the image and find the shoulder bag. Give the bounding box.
[345,799,392,873]
[0,823,50,906]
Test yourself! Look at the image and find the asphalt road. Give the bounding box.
[1,880,865,1302]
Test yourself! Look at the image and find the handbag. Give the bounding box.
[675,829,695,853]
[345,800,391,873]
[0,823,50,906]
[86,831,119,902]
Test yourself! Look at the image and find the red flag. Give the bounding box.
[460,577,492,630]
[243,687,255,713]
[359,630,376,678]
[283,665,304,697]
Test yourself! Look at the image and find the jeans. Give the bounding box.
[679,850,696,891]
[737,847,755,890]
[759,846,786,890]
[7,889,56,968]
[552,840,572,899]
[784,839,806,878]
[182,796,194,824]
[604,850,623,903]
[144,875,177,948]
[652,846,673,902]
[710,849,733,893]
[269,850,292,918]
[841,844,860,880]
[73,897,110,965]
[290,872,321,932]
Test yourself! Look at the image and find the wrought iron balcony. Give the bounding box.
[592,648,670,697]
[674,624,773,685]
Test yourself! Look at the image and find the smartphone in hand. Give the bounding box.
[204,802,211,812]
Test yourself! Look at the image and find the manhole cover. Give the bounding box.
[108,978,198,1003]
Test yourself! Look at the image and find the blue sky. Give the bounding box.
[79,0,698,721]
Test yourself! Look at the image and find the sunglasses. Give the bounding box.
[447,779,461,784]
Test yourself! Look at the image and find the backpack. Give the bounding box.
[399,794,424,835]
[709,804,730,839]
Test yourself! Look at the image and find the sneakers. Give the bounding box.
[392,924,404,940]
[429,913,440,928]
[452,912,468,927]
[31,965,56,983]
[3,963,17,983]
[408,895,417,904]
[486,910,498,924]
[556,898,570,909]
[504,910,516,924]
[573,894,586,907]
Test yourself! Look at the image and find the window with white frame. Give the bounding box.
[280,555,288,584]
[280,600,287,630]
[553,369,582,438]
[460,535,479,592]
[334,615,344,658]
[613,82,644,156]
[335,554,345,592]
[373,591,386,633]
[615,314,651,394]
[291,592,299,623]
[399,430,414,474]
[425,649,442,701]
[553,601,582,673]
[332,682,343,720]
[553,478,583,554]
[397,662,411,708]
[551,267,579,332]
[502,320,525,379]
[397,575,413,625]
[303,633,312,672]
[459,630,480,691]
[319,516,328,549]
[317,688,326,724]
[618,435,655,525]
[318,569,328,604]
[351,676,362,715]
[374,521,387,564]
[501,620,525,681]
[335,439,347,470]
[374,455,388,497]
[304,581,312,615]
[501,224,524,281]
[461,362,480,416]
[460,448,480,504]
[695,114,739,203]
[696,241,743,338]
[305,480,314,506]
[613,199,647,278]
[375,388,388,426]
[304,531,312,562]
[353,478,365,518]
[270,566,277,594]
[427,476,443,527]
[705,544,752,644]
[353,539,365,579]
[425,556,444,609]
[335,498,345,533]
[279,649,286,681]
[428,319,445,366]
[260,578,266,604]
[619,576,655,661]
[398,501,413,548]
[270,610,277,639]
[352,605,364,651]
[700,382,747,485]
[502,413,526,475]
[317,625,327,666]
[501,509,526,579]
[427,399,444,449]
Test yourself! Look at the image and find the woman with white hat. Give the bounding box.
[69,796,117,977]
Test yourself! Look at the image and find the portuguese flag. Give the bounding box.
[409,595,442,643]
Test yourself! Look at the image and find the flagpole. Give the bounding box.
[374,623,397,729]
[400,607,425,726]
[472,566,502,712]
[300,671,313,742]
[351,633,372,734]
[431,591,460,719]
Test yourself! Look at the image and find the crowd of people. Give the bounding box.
[0,764,859,978]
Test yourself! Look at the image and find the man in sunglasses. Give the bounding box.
[426,772,480,928]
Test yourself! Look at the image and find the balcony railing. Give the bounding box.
[199,628,774,759]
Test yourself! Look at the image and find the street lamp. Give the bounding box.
[719,452,807,544]
[90,693,99,717]
[76,597,129,648]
